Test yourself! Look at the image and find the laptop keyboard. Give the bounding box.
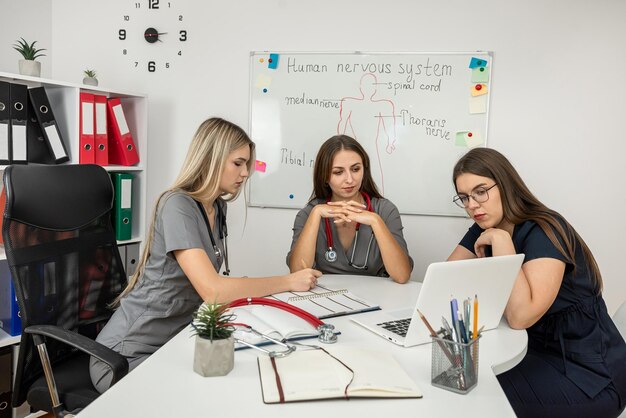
[378,318,411,337]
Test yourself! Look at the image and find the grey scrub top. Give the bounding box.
[95,190,226,366]
[287,197,413,277]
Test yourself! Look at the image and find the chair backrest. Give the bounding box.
[2,164,127,406]
[614,301,626,340]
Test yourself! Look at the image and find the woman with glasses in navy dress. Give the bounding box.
[448,148,626,418]
[287,135,413,283]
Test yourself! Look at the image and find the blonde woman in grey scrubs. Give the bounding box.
[90,118,322,393]
[287,135,413,283]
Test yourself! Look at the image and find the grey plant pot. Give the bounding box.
[83,77,98,86]
[18,60,41,77]
[193,335,234,377]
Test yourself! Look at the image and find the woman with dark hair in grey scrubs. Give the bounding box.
[90,118,322,393]
[287,135,413,283]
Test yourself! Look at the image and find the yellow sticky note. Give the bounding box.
[469,95,488,114]
[256,74,272,88]
[471,84,488,97]
[466,132,483,148]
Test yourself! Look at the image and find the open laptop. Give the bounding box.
[351,254,524,347]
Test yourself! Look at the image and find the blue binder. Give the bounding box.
[0,272,21,336]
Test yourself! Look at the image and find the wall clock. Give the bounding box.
[117,0,188,73]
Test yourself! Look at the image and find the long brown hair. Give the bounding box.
[453,148,602,292]
[310,135,382,201]
[113,118,255,306]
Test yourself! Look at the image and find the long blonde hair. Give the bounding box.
[113,118,255,305]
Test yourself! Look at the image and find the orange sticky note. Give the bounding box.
[471,84,488,97]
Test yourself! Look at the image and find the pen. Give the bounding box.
[451,298,462,344]
[473,295,478,341]
[463,298,471,342]
[457,310,468,344]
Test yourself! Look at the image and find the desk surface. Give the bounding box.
[78,275,527,417]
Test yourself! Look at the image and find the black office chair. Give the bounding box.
[2,164,129,417]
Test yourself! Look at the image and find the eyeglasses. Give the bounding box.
[453,184,498,208]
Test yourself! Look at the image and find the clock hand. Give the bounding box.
[144,32,168,37]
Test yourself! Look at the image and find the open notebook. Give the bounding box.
[268,284,380,319]
[231,305,322,350]
[257,346,421,403]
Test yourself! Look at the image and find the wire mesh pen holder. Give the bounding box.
[430,335,480,394]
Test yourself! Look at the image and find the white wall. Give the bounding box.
[0,0,51,76]
[2,0,625,313]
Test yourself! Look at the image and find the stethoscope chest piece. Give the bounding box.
[317,323,338,344]
[325,248,337,263]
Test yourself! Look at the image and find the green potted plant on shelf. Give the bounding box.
[83,69,98,86]
[191,301,236,377]
[13,37,46,77]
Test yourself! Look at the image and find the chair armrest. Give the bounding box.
[25,325,129,385]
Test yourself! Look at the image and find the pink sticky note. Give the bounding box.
[255,160,267,173]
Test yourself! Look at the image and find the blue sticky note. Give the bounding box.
[469,57,487,69]
[268,53,279,70]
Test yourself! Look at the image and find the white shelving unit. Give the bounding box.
[0,71,148,354]
[0,71,148,257]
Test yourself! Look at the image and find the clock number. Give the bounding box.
[149,0,159,9]
[168,2,172,7]
[178,50,182,56]
[179,15,183,21]
[148,61,156,72]
[119,29,126,40]
[123,49,128,55]
[179,30,187,41]
[166,63,170,69]
[135,2,140,8]
[135,62,139,67]
[123,15,130,21]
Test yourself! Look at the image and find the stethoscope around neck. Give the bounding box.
[195,199,230,276]
[323,192,374,270]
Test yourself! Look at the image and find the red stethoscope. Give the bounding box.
[324,192,374,270]
[228,297,338,357]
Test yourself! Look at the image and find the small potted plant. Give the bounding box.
[83,69,98,86]
[191,301,236,377]
[13,38,46,77]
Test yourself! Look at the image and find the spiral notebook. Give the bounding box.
[268,284,380,319]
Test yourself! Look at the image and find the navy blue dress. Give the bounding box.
[460,220,626,418]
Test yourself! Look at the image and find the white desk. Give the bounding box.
[78,275,527,417]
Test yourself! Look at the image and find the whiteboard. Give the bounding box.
[248,51,492,216]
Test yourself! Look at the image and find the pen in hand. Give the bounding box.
[301,259,319,288]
